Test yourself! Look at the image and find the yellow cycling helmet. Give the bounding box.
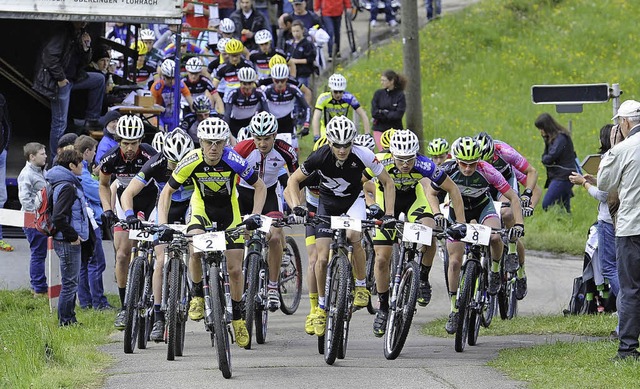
[225,39,244,55]
[269,54,287,68]
[313,135,328,151]
[131,40,148,56]
[380,128,396,150]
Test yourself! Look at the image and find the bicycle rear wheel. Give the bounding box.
[384,260,420,360]
[364,236,377,315]
[137,269,153,350]
[468,267,485,346]
[124,257,144,354]
[506,277,518,319]
[481,293,497,328]
[337,276,353,360]
[279,236,302,315]
[324,255,349,365]
[455,260,478,352]
[176,267,189,357]
[211,264,232,379]
[255,261,269,344]
[244,253,261,349]
[166,256,181,361]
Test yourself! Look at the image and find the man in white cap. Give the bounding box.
[598,99,640,361]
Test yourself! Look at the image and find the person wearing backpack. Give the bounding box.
[18,142,49,297]
[46,149,91,326]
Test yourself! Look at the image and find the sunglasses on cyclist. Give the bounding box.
[457,160,478,167]
[331,142,352,149]
[395,156,416,166]
[274,78,288,84]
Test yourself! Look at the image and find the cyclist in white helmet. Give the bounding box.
[287,115,397,338]
[223,66,269,141]
[354,133,376,151]
[151,59,194,131]
[249,29,291,80]
[158,117,267,349]
[182,57,223,115]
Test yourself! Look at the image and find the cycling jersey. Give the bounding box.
[258,75,305,90]
[207,57,227,97]
[223,88,268,136]
[214,59,255,98]
[249,48,290,79]
[364,152,446,193]
[234,139,298,188]
[300,144,383,212]
[314,91,361,130]
[182,75,215,100]
[488,140,530,198]
[263,83,310,133]
[151,78,192,129]
[162,42,205,58]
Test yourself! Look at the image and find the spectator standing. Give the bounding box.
[535,112,577,213]
[230,0,269,51]
[371,69,406,150]
[290,0,323,31]
[315,0,350,59]
[0,93,13,251]
[32,21,106,163]
[426,0,442,20]
[598,99,640,361]
[75,135,111,310]
[18,143,49,296]
[95,110,121,164]
[276,14,294,51]
[285,20,317,88]
[369,0,398,28]
[47,149,91,326]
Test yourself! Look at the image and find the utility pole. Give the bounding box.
[401,0,424,150]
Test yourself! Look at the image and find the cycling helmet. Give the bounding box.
[389,129,420,157]
[116,115,145,140]
[475,131,495,162]
[163,129,194,162]
[192,95,212,113]
[254,29,273,45]
[185,57,203,73]
[354,134,376,151]
[236,126,251,142]
[249,112,278,136]
[328,73,347,91]
[160,59,176,77]
[225,39,244,55]
[197,117,230,140]
[451,136,482,162]
[325,116,357,144]
[270,63,289,79]
[268,54,287,68]
[237,67,257,83]
[380,128,396,150]
[219,18,236,34]
[313,135,328,151]
[132,40,148,55]
[139,28,155,41]
[151,131,165,152]
[217,37,231,53]
[427,137,450,156]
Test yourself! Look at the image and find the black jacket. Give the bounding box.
[230,8,268,51]
[371,88,406,132]
[541,132,576,186]
[33,23,92,99]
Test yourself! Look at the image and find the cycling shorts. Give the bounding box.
[187,196,244,249]
[373,186,433,246]
[449,199,499,225]
[237,185,281,216]
[315,194,366,239]
[305,203,318,246]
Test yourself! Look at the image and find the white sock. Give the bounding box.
[355,279,366,287]
[318,296,325,308]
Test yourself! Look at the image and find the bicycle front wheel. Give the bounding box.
[137,267,154,350]
[176,266,190,357]
[124,257,144,354]
[324,255,349,365]
[279,236,302,315]
[384,260,420,360]
[210,264,232,379]
[166,256,181,361]
[244,253,261,349]
[455,260,479,353]
[468,266,485,346]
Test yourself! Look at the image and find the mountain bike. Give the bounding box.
[121,222,156,354]
[279,235,303,315]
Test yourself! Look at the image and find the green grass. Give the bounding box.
[0,290,118,389]
[298,0,640,254]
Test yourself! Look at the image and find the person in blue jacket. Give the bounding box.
[95,110,121,164]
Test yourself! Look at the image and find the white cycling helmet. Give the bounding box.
[116,115,145,140]
[270,63,289,79]
[389,129,420,157]
[164,129,194,162]
[217,37,231,53]
[140,28,156,41]
[325,116,357,144]
[354,134,376,151]
[197,117,230,141]
[254,29,273,45]
[236,126,251,142]
[237,67,257,83]
[249,111,278,136]
[151,131,165,152]
[160,59,176,77]
[185,57,203,73]
[328,73,347,91]
[219,18,236,34]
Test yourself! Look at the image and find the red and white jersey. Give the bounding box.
[234,139,298,188]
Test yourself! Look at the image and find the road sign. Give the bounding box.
[531,83,610,104]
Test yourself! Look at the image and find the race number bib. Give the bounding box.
[460,223,491,246]
[330,216,361,232]
[128,229,156,242]
[193,231,226,253]
[401,222,433,246]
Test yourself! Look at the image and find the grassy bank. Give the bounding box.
[300,0,640,254]
[0,290,117,388]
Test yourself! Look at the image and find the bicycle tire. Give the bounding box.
[441,240,451,295]
[337,275,353,360]
[137,270,153,350]
[244,253,261,349]
[255,260,269,344]
[468,263,485,346]
[176,267,189,357]
[166,256,181,360]
[507,278,518,319]
[384,260,419,360]
[123,257,144,354]
[482,293,496,328]
[324,255,349,365]
[365,237,379,315]
[279,236,302,315]
[211,263,232,379]
[455,260,478,352]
